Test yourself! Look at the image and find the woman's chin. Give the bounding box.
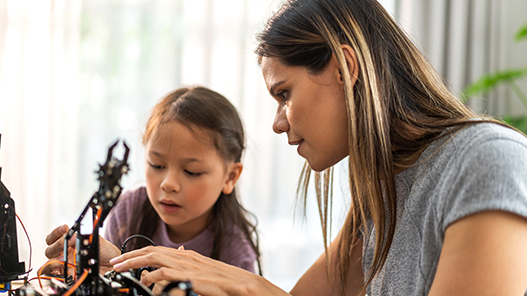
[307,160,330,172]
[307,155,347,172]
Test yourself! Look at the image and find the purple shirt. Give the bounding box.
[103,186,257,273]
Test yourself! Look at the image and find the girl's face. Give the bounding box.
[144,122,242,243]
[261,56,349,171]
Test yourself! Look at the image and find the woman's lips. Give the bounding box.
[288,139,304,146]
[289,139,304,154]
[160,200,181,213]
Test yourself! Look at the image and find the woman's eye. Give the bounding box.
[184,170,202,177]
[276,90,288,102]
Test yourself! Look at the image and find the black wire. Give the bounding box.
[120,235,156,254]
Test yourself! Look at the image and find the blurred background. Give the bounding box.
[0,0,526,292]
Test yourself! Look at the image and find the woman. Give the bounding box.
[110,0,527,295]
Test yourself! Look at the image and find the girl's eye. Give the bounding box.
[148,163,164,170]
[184,170,203,177]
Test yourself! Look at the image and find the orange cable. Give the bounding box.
[62,269,88,296]
[15,212,32,272]
[89,207,103,243]
[37,260,76,289]
[29,276,64,282]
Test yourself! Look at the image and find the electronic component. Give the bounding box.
[10,139,195,296]
[0,134,26,286]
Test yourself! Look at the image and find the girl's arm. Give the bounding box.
[428,210,527,295]
[290,230,365,296]
[42,224,121,275]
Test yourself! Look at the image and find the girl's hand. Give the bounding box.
[41,224,121,275]
[110,246,287,296]
[41,224,76,275]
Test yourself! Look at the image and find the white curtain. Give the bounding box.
[6,0,524,292]
[396,0,527,116]
[0,0,81,278]
[0,0,336,289]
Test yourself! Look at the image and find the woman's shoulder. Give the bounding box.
[455,121,527,145]
[420,122,527,168]
[434,122,527,229]
[448,122,527,167]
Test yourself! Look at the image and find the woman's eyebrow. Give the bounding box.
[269,80,286,96]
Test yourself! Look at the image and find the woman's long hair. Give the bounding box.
[256,0,496,292]
[131,86,261,273]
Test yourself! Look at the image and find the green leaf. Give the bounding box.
[515,23,527,42]
[462,68,527,97]
[503,115,527,135]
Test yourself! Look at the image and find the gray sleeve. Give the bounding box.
[441,135,527,231]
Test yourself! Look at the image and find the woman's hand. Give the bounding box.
[110,246,287,296]
[41,224,121,275]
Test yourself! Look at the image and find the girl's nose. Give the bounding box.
[161,172,180,193]
[272,105,289,134]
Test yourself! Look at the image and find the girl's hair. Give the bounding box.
[131,86,261,273]
[256,0,500,293]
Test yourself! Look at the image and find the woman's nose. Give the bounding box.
[272,105,289,134]
[161,171,180,193]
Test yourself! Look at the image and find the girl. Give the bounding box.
[110,0,527,295]
[43,86,260,275]
[103,86,260,273]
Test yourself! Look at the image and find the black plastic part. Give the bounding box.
[0,134,26,282]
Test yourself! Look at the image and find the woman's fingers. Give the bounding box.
[109,246,239,295]
[140,267,190,288]
[149,278,170,295]
[110,246,173,267]
[111,248,168,271]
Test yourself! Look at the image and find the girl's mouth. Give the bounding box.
[160,200,181,213]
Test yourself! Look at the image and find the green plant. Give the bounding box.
[462,22,527,134]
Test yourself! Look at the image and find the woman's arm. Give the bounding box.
[110,229,365,295]
[429,210,527,295]
[110,246,289,296]
[290,231,365,296]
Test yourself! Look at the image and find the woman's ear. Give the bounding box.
[339,44,359,87]
[222,162,243,194]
